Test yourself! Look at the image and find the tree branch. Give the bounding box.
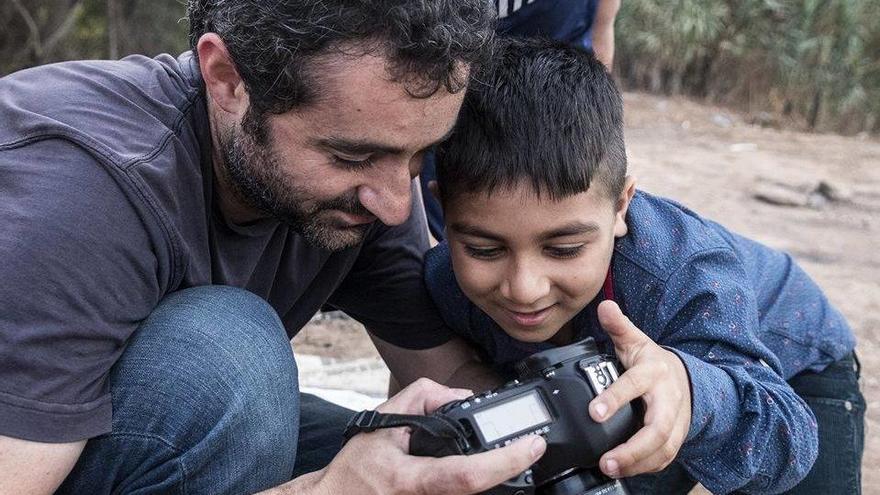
[43,0,85,56]
[10,0,42,61]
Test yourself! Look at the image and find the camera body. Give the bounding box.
[409,338,640,495]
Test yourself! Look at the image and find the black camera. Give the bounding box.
[409,338,640,495]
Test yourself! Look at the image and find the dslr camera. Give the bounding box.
[409,338,640,495]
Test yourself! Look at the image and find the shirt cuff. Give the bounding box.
[664,347,740,457]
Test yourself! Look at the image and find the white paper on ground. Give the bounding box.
[296,354,389,410]
[300,386,385,411]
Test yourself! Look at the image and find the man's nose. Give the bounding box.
[500,260,551,307]
[358,166,413,226]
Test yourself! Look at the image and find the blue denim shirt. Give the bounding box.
[424,190,856,494]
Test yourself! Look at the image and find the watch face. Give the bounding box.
[473,390,552,443]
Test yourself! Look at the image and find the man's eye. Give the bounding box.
[464,245,504,260]
[545,244,585,259]
[333,155,373,170]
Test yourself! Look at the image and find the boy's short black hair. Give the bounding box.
[436,37,627,202]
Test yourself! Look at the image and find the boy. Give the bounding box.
[424,38,863,494]
[420,0,621,241]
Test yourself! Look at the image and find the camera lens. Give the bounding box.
[541,469,628,495]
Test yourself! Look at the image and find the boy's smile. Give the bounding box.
[443,179,635,344]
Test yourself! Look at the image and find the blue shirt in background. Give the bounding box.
[424,190,856,494]
[496,0,598,50]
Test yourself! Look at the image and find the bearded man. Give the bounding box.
[0,2,546,493]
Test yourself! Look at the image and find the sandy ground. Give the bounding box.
[294,91,880,493]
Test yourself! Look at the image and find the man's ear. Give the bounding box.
[197,33,248,116]
[612,175,637,238]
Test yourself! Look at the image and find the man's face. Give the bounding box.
[217,53,465,251]
[444,183,628,344]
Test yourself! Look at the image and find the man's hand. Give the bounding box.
[317,378,546,495]
[589,300,691,478]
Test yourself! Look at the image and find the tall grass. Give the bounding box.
[615,0,880,134]
[3,0,877,134]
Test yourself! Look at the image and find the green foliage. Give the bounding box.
[616,0,880,133]
[1,0,188,76]
[2,0,877,134]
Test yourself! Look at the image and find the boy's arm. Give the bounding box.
[370,333,503,393]
[586,301,693,480]
[599,249,818,494]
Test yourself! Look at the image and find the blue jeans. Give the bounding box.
[57,286,354,494]
[626,352,865,494]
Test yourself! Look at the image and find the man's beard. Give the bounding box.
[217,119,372,251]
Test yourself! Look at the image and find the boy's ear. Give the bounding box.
[197,33,249,117]
[612,175,637,238]
[427,180,440,200]
[427,180,443,208]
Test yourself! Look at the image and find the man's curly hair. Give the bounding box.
[187,0,496,120]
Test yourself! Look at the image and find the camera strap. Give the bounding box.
[343,409,467,447]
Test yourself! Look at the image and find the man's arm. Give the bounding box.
[0,436,85,495]
[371,333,503,393]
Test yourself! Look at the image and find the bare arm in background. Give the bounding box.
[592,0,621,71]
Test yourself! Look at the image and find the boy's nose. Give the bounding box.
[500,262,551,308]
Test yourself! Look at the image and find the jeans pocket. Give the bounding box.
[785,395,865,494]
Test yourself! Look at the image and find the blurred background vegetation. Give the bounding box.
[2,0,878,135]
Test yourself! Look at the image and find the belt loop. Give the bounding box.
[852,351,861,378]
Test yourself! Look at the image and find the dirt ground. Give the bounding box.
[294,91,880,493]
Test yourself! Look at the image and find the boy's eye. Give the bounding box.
[545,244,585,259]
[333,154,373,170]
[464,245,504,260]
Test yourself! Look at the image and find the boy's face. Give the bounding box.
[444,179,634,343]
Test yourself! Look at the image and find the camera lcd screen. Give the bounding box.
[473,391,551,443]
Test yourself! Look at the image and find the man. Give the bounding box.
[0,1,545,493]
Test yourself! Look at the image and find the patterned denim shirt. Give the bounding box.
[424,190,856,494]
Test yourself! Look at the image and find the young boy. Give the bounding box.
[424,38,863,494]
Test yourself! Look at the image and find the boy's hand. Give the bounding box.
[589,300,692,478]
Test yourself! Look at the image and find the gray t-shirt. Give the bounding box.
[0,52,452,442]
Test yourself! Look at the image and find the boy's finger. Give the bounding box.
[599,423,672,477]
[589,363,653,422]
[614,437,681,477]
[417,435,546,495]
[597,300,650,354]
